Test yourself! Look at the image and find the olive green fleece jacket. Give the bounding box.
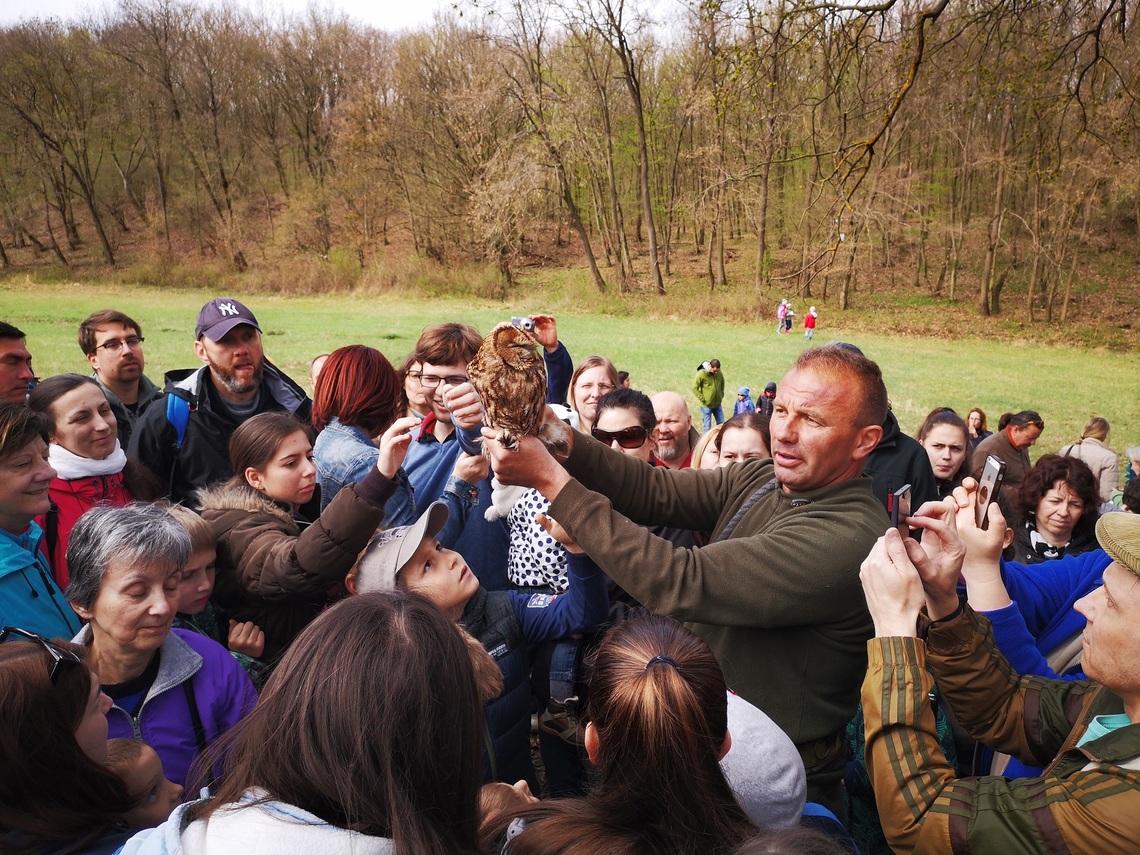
[692,365,726,408]
[548,432,886,753]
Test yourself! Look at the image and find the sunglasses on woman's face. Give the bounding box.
[591,425,649,449]
[0,626,83,683]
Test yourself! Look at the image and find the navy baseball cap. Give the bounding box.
[195,298,261,341]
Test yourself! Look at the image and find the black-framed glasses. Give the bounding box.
[0,626,83,683]
[95,336,144,352]
[405,371,423,383]
[419,374,469,389]
[592,425,649,449]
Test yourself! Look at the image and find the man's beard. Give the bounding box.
[656,436,685,462]
[209,357,264,395]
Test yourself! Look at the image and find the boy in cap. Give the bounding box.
[129,297,311,504]
[348,501,608,791]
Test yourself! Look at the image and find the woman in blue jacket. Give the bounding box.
[0,403,81,639]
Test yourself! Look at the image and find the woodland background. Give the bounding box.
[0,0,1138,348]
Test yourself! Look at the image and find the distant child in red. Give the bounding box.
[804,306,818,340]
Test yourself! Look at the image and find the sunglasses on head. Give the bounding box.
[0,626,83,684]
[591,425,649,449]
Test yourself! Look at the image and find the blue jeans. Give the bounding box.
[700,405,724,432]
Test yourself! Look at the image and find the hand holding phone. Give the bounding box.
[974,455,1007,531]
[888,484,913,539]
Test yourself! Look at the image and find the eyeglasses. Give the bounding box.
[95,336,144,353]
[0,626,83,683]
[592,425,649,449]
[405,371,423,383]
[419,374,469,389]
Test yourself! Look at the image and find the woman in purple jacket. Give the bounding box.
[66,503,257,789]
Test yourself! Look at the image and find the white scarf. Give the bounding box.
[48,440,128,480]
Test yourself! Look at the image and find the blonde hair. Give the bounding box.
[163,503,217,555]
[1080,417,1110,442]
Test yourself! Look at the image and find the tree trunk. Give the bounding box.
[979,98,1013,316]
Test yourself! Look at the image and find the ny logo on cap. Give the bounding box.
[218,302,240,317]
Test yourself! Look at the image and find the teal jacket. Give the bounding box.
[0,522,81,638]
[692,366,725,408]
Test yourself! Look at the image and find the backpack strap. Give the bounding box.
[166,394,191,452]
[44,500,60,571]
[182,677,216,790]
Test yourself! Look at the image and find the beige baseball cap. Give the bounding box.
[352,502,450,594]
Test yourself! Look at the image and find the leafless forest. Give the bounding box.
[0,0,1137,321]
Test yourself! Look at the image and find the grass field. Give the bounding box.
[4,281,1138,459]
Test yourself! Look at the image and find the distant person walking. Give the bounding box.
[784,304,796,334]
[693,359,725,433]
[776,299,789,334]
[804,306,818,340]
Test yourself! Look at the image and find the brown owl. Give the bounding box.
[468,322,549,452]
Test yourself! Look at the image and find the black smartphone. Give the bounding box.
[888,483,912,539]
[975,455,1007,531]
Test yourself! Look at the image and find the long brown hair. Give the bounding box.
[494,614,756,854]
[0,639,132,853]
[189,592,484,854]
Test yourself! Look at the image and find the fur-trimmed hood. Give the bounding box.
[196,481,298,530]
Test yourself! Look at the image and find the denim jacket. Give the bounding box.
[313,417,475,548]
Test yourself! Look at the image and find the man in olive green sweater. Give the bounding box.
[465,345,890,816]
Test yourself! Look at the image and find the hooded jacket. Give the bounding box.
[128,363,311,505]
[72,625,256,789]
[0,522,81,638]
[198,466,395,662]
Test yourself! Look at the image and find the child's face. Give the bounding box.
[399,536,480,620]
[176,549,217,616]
[121,745,184,829]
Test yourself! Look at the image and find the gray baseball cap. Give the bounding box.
[353,502,450,593]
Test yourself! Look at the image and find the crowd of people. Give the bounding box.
[1,300,1139,855]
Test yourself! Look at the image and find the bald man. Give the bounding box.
[651,392,700,470]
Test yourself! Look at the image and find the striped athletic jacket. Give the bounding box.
[864,605,1140,854]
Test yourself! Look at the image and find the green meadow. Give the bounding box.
[5,281,1138,458]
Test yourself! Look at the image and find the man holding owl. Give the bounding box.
[459,343,889,818]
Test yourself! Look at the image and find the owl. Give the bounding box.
[468,322,549,452]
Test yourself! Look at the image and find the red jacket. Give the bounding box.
[36,473,133,589]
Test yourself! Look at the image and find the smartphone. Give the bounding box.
[975,455,1007,530]
[888,484,912,539]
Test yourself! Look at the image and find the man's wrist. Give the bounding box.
[926,593,964,623]
[536,467,572,503]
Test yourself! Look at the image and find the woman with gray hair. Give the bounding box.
[66,504,257,789]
